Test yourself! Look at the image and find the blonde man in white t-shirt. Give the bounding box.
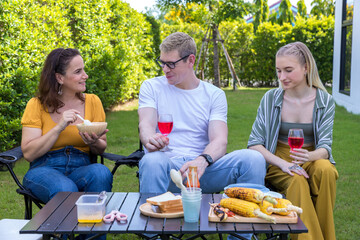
[138,32,266,195]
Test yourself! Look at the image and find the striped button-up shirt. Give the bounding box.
[248,87,335,164]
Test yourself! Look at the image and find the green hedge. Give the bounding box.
[0,2,335,152]
[245,22,291,86]
[220,16,335,87]
[0,0,158,151]
[158,16,334,87]
[218,20,254,86]
[285,16,335,84]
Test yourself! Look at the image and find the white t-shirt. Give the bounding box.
[138,76,227,158]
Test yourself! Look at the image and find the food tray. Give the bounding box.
[208,204,298,224]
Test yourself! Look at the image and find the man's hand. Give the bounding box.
[144,133,169,152]
[179,156,209,179]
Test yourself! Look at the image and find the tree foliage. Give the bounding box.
[253,0,269,32]
[0,0,337,151]
[285,15,335,83]
[156,0,249,87]
[297,0,307,18]
[0,0,158,151]
[269,11,278,24]
[278,0,294,25]
[213,0,249,24]
[261,1,269,23]
[164,2,209,25]
[310,0,335,18]
[246,22,291,85]
[218,20,254,85]
[156,13,334,88]
[157,0,249,23]
[239,15,335,86]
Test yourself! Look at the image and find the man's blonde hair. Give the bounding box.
[160,32,197,58]
[276,41,327,92]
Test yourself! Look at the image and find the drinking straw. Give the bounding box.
[186,171,191,192]
[192,168,195,192]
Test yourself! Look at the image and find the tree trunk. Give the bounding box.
[212,25,220,87]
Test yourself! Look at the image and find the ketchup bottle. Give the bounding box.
[186,166,200,188]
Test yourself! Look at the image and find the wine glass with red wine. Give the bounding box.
[288,129,304,151]
[158,114,173,151]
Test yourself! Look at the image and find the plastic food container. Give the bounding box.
[76,194,107,223]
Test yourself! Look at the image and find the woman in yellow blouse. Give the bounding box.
[21,48,112,205]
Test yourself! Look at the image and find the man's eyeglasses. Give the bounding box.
[155,55,190,69]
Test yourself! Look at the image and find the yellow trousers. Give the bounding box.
[265,142,338,240]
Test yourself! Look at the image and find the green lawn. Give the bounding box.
[0,88,359,239]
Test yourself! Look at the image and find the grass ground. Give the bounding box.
[1,87,359,239]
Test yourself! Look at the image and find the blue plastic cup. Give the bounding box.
[181,188,202,222]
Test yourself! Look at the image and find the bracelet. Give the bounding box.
[288,164,303,170]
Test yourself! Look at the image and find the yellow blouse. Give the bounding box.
[21,94,106,153]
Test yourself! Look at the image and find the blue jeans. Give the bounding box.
[23,146,113,203]
[139,149,266,194]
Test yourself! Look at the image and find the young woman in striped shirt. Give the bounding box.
[248,42,338,240]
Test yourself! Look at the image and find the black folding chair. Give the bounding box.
[0,146,144,219]
[0,146,44,219]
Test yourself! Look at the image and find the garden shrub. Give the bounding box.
[218,20,254,87]
[0,0,336,151]
[247,22,292,86]
[0,0,158,151]
[0,0,73,151]
[286,15,335,84]
[217,16,334,87]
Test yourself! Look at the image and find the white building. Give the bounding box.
[333,0,359,114]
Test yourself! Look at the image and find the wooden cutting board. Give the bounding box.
[208,205,298,224]
[139,203,184,218]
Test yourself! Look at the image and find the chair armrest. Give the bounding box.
[101,149,144,175]
[0,146,23,164]
[0,146,27,191]
[101,149,144,168]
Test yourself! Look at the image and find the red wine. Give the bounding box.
[288,137,304,150]
[158,122,173,136]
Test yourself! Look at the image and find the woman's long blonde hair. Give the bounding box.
[276,41,327,92]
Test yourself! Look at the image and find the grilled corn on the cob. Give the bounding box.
[259,200,288,215]
[225,187,277,205]
[273,198,303,216]
[220,198,276,223]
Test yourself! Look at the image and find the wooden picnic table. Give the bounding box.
[20,192,307,240]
